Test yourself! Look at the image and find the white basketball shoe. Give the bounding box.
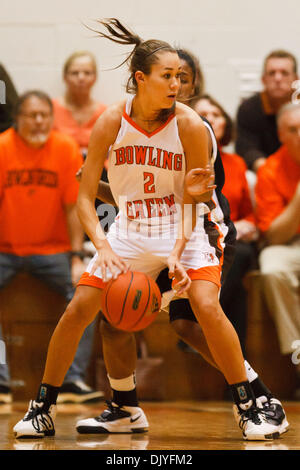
[259,397,289,435]
[76,401,149,434]
[13,400,56,438]
[233,399,281,440]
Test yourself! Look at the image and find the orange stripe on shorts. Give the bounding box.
[187,265,221,288]
[77,272,107,290]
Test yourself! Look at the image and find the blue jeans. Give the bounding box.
[0,253,96,387]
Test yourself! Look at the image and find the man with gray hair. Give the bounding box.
[0,90,103,404]
[255,102,300,398]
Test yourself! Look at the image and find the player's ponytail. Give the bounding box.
[92,18,176,94]
[95,18,142,49]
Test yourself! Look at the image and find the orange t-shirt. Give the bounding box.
[255,145,300,233]
[220,150,255,224]
[52,99,107,152]
[0,128,83,256]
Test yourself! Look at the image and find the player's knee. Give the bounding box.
[191,297,222,329]
[63,298,94,327]
[192,295,217,315]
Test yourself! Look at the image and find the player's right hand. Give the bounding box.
[167,255,191,295]
[90,245,129,282]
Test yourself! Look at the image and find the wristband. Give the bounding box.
[70,250,85,260]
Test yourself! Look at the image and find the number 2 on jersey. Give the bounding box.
[143,172,155,194]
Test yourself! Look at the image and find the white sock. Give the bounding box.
[108,374,136,392]
[244,360,258,383]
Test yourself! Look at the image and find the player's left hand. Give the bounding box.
[167,255,191,295]
[185,165,216,197]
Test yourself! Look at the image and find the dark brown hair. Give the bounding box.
[91,19,177,121]
[176,48,205,107]
[263,49,298,74]
[94,19,177,93]
[196,94,234,146]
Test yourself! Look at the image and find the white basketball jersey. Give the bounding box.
[108,96,185,227]
[84,97,229,284]
[108,95,222,228]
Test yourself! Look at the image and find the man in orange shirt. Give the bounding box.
[256,102,300,398]
[0,91,103,404]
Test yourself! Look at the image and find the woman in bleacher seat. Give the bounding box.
[52,51,107,158]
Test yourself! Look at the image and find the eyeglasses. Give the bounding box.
[19,112,52,120]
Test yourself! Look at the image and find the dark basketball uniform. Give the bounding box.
[156,116,237,322]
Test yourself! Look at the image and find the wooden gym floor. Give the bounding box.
[0,400,299,451]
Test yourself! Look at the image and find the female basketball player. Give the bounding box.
[90,49,288,437]
[14,19,281,441]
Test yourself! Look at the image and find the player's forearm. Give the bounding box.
[97,181,116,205]
[172,192,198,259]
[77,195,109,251]
[65,204,84,251]
[170,238,187,261]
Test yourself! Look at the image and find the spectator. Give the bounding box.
[194,95,258,354]
[236,50,298,172]
[0,63,18,133]
[52,51,107,158]
[256,102,300,398]
[53,51,109,234]
[0,90,103,404]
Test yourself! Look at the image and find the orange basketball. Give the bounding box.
[102,271,161,332]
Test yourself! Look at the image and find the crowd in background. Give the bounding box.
[0,45,299,402]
